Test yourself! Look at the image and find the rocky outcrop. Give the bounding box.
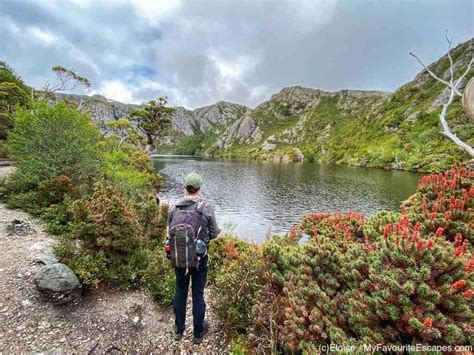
[216,112,262,149]
[193,101,247,132]
[55,94,248,138]
[54,93,139,131]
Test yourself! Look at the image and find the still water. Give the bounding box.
[152,156,421,242]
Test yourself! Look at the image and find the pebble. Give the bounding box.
[21,300,32,307]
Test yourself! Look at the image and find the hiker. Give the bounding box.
[166,172,218,344]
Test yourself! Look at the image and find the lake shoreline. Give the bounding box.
[154,152,446,174]
[152,155,422,241]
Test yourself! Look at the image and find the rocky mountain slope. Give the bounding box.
[57,39,473,172]
[54,94,248,140]
[159,38,473,172]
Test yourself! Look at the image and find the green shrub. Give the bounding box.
[5,191,40,215]
[247,234,301,353]
[41,202,74,236]
[363,210,402,242]
[212,242,263,332]
[8,101,100,191]
[143,247,175,305]
[67,252,108,288]
[101,148,162,200]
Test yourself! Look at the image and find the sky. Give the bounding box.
[0,0,472,109]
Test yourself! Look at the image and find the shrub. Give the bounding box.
[36,175,77,207]
[101,148,162,200]
[247,234,301,352]
[41,202,74,236]
[210,235,263,332]
[71,182,143,254]
[301,211,367,242]
[402,166,473,245]
[208,234,258,286]
[279,235,371,351]
[8,101,100,190]
[213,248,263,333]
[143,247,175,305]
[363,210,402,242]
[53,234,107,288]
[67,252,108,288]
[5,191,40,215]
[346,215,473,345]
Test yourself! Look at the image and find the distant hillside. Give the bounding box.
[53,39,473,172]
[158,38,473,172]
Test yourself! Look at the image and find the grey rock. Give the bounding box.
[33,255,59,266]
[34,263,81,304]
[261,141,276,152]
[293,148,305,162]
[6,219,32,235]
[29,242,49,251]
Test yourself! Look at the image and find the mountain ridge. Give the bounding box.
[54,38,473,172]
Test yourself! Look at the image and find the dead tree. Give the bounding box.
[41,66,91,109]
[409,32,473,157]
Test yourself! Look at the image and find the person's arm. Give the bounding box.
[206,204,219,240]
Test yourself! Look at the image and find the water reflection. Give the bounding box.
[152,157,421,242]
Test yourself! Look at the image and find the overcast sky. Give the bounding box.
[0,0,472,109]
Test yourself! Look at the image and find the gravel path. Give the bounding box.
[0,166,229,353]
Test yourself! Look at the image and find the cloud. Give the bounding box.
[92,80,135,103]
[27,27,58,45]
[0,0,472,109]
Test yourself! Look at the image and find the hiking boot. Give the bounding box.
[174,326,184,341]
[193,321,209,345]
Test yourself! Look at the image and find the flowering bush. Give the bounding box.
[280,235,372,351]
[71,182,143,254]
[36,175,78,207]
[402,166,473,245]
[363,210,402,242]
[346,215,473,345]
[237,166,473,351]
[301,211,366,242]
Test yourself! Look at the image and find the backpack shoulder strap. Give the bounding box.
[195,199,206,213]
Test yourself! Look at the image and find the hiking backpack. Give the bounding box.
[167,201,207,271]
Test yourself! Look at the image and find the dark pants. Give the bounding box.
[173,256,208,337]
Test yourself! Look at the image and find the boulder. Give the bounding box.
[33,255,59,266]
[34,263,81,304]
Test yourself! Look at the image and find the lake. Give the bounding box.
[152,156,422,242]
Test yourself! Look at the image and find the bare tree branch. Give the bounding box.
[445,31,455,86]
[409,52,462,97]
[410,34,473,157]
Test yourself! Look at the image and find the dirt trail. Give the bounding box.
[0,166,229,353]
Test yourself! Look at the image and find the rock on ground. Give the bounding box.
[0,166,229,353]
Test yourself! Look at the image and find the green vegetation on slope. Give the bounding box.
[162,39,473,172]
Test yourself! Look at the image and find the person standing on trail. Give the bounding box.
[166,172,219,344]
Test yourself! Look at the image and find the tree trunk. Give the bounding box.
[145,134,154,155]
